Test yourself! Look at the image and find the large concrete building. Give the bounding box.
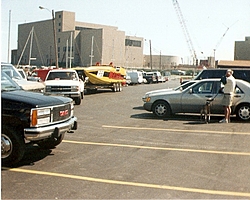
[13,10,144,68]
[234,36,250,61]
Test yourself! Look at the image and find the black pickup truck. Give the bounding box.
[143,72,157,84]
[1,72,77,166]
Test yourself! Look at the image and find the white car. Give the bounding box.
[44,69,84,105]
[1,63,45,92]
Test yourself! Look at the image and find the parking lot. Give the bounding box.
[2,78,250,199]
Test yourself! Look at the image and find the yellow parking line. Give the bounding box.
[102,125,250,135]
[63,140,250,156]
[2,167,250,197]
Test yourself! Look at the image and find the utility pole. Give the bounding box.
[7,10,11,63]
[66,39,68,68]
[52,10,59,68]
[149,40,152,70]
[69,31,73,68]
[159,50,162,70]
[89,36,94,66]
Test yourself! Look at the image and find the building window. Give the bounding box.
[125,39,141,47]
[58,29,61,32]
[58,47,60,52]
[59,23,61,26]
[58,38,60,43]
[59,15,61,18]
[63,46,74,52]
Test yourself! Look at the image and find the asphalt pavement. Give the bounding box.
[2,78,250,199]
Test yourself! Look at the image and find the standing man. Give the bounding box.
[219,69,236,123]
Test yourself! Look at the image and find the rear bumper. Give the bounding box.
[24,116,77,141]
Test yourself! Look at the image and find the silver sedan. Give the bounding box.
[142,79,250,121]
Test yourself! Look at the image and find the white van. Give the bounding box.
[127,71,144,84]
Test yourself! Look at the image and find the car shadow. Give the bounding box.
[2,144,53,168]
[131,107,245,124]
[84,89,115,95]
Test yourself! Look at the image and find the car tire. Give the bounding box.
[236,103,250,121]
[37,133,65,149]
[75,97,81,105]
[1,126,25,166]
[152,100,171,118]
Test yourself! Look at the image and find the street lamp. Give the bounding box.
[39,6,59,68]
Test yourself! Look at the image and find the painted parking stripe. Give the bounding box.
[63,140,250,156]
[102,125,250,135]
[2,167,250,197]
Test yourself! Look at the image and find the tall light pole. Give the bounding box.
[39,6,59,68]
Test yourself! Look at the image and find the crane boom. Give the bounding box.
[172,0,197,64]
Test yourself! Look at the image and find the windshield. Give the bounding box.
[1,72,22,91]
[47,71,78,81]
[174,81,195,91]
[1,63,24,80]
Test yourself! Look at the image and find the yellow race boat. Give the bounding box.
[73,63,126,92]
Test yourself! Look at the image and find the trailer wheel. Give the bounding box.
[118,83,122,92]
[112,83,118,92]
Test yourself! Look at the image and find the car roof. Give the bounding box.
[48,69,76,72]
[202,68,250,70]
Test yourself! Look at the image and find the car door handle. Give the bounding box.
[205,95,213,98]
[234,95,241,98]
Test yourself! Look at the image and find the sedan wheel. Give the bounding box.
[236,104,250,121]
[152,100,171,118]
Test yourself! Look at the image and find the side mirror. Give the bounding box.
[189,88,193,94]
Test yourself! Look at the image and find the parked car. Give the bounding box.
[162,71,171,81]
[18,68,42,82]
[142,80,197,101]
[125,73,132,85]
[1,63,45,92]
[17,68,27,79]
[153,71,165,83]
[194,68,250,83]
[1,72,77,166]
[171,70,186,75]
[126,71,144,84]
[44,69,84,105]
[143,72,157,84]
[143,78,250,121]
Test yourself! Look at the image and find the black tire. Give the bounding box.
[236,103,250,121]
[112,83,118,92]
[37,133,65,149]
[81,92,84,99]
[75,97,81,105]
[1,126,25,166]
[152,100,171,118]
[118,83,122,92]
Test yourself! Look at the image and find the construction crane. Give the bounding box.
[213,21,238,59]
[172,0,197,65]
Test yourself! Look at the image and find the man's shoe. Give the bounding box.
[219,118,228,123]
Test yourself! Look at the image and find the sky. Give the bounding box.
[1,0,250,64]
